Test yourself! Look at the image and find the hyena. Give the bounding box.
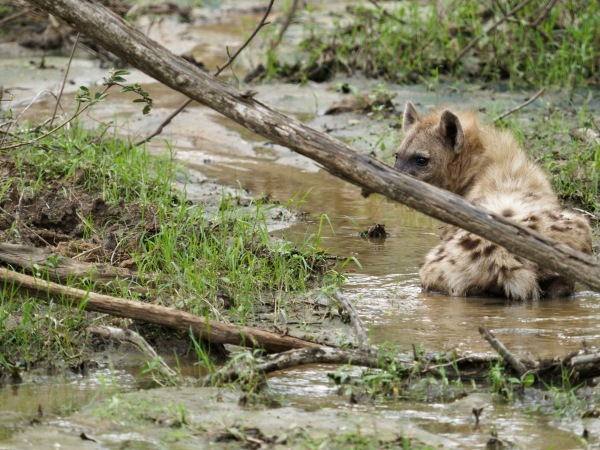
[394,101,592,300]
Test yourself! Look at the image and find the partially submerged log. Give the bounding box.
[203,331,600,388]
[0,267,321,353]
[24,0,600,293]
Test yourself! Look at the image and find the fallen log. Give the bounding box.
[0,242,145,284]
[24,0,600,293]
[0,267,321,353]
[203,335,600,388]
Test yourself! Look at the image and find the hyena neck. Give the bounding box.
[463,125,556,204]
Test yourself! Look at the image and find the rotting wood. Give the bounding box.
[21,0,600,294]
[88,325,178,379]
[0,242,146,284]
[0,267,322,353]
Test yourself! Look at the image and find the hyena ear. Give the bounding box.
[403,102,420,132]
[439,110,465,153]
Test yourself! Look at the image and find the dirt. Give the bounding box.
[0,157,157,267]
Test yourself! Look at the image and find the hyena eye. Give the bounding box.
[415,156,429,167]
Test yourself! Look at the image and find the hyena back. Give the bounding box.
[394,102,592,300]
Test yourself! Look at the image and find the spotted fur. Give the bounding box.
[394,102,592,300]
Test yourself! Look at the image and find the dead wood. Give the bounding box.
[21,0,600,294]
[478,327,528,376]
[333,292,370,352]
[202,340,600,388]
[201,347,386,386]
[0,242,144,284]
[88,325,177,379]
[0,266,322,353]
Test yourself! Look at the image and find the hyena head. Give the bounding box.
[394,102,465,191]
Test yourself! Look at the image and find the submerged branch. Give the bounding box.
[333,292,370,351]
[478,326,528,376]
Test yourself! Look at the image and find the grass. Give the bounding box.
[0,121,344,379]
[499,104,600,213]
[262,0,599,89]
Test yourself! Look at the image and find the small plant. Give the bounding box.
[488,361,535,402]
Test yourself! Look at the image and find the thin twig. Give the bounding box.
[270,0,299,51]
[0,205,53,247]
[493,88,545,123]
[0,10,28,27]
[478,326,527,376]
[214,0,274,76]
[457,0,536,60]
[366,0,407,25]
[333,292,370,351]
[0,86,110,151]
[134,0,275,148]
[0,90,55,147]
[50,32,80,128]
[530,0,558,27]
[132,98,192,147]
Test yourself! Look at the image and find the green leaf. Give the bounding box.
[521,373,535,388]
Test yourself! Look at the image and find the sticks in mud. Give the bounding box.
[478,327,528,376]
[0,266,321,353]
[333,292,371,352]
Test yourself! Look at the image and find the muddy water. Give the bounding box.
[192,121,600,358]
[2,4,600,448]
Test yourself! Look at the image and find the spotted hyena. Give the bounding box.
[394,101,592,300]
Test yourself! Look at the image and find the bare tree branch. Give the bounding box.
[478,326,528,376]
[50,32,80,128]
[493,88,545,123]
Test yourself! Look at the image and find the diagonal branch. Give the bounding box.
[478,326,528,376]
[24,0,600,294]
[493,88,545,123]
